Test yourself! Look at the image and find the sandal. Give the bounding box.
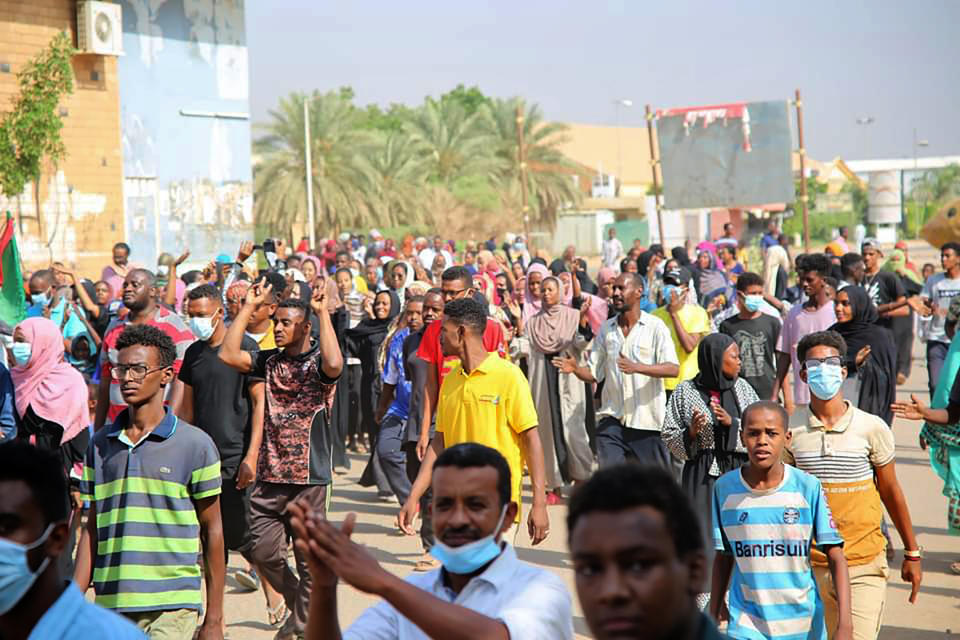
[267,601,288,628]
[414,553,440,572]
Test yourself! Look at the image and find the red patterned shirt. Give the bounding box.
[252,346,340,485]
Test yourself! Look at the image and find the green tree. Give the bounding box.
[253,90,378,237]
[404,97,499,187]
[485,97,582,227]
[439,84,491,116]
[366,131,431,226]
[0,31,74,239]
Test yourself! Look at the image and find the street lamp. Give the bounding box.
[613,99,633,196]
[303,96,317,252]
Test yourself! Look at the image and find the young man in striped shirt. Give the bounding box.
[711,401,852,640]
[75,325,225,640]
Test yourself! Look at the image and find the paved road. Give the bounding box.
[221,241,959,638]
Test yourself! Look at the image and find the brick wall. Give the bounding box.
[0,0,124,280]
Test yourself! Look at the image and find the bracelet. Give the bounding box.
[903,547,923,559]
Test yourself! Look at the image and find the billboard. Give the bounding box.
[656,101,794,210]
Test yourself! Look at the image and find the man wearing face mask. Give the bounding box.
[290,443,574,640]
[25,270,55,318]
[177,285,280,610]
[786,331,922,640]
[719,272,781,401]
[0,441,145,639]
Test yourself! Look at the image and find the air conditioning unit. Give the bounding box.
[77,1,123,56]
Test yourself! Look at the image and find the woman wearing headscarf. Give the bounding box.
[672,246,692,267]
[523,276,594,504]
[918,298,960,550]
[522,262,549,327]
[693,250,730,306]
[662,333,758,604]
[11,317,91,575]
[883,248,924,383]
[762,244,791,299]
[348,290,401,496]
[830,285,897,424]
[636,251,661,312]
[300,255,323,284]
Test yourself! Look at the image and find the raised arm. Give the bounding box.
[310,285,343,379]
[165,250,190,309]
[219,283,269,373]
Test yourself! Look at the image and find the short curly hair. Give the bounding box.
[443,297,487,334]
[115,324,177,368]
[797,330,847,364]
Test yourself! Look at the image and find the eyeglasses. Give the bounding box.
[111,364,167,381]
[442,288,466,300]
[803,356,842,370]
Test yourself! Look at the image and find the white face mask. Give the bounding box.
[188,314,219,341]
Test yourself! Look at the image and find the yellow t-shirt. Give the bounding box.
[652,305,711,390]
[253,320,277,350]
[435,354,539,521]
[784,402,895,567]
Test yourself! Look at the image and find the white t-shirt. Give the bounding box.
[602,238,624,268]
[921,272,960,344]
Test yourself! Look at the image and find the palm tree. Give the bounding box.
[366,131,432,227]
[485,97,582,228]
[404,98,499,187]
[253,90,378,237]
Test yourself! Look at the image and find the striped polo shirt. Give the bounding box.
[712,465,843,640]
[79,408,220,613]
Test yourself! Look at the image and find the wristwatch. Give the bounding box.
[903,547,923,560]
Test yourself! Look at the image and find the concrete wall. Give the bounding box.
[0,0,125,277]
[116,0,253,269]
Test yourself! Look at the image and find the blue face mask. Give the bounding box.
[30,291,49,308]
[430,506,508,575]
[513,243,526,252]
[11,343,31,367]
[188,313,219,341]
[744,294,763,312]
[807,363,844,400]
[0,524,54,615]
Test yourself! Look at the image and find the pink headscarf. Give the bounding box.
[10,318,89,444]
[523,263,549,324]
[597,267,617,287]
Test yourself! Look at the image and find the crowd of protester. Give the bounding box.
[2,221,954,640]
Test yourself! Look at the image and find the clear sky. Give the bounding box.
[246,0,958,163]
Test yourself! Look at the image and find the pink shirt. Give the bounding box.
[776,302,837,405]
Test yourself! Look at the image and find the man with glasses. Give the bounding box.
[786,330,922,640]
[94,269,195,430]
[74,325,225,639]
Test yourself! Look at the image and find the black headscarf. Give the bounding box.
[692,333,742,456]
[637,251,654,278]
[829,285,897,424]
[672,246,692,267]
[348,290,401,339]
[548,259,566,276]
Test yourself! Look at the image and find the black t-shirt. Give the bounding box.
[89,304,112,338]
[402,329,432,443]
[179,336,260,473]
[863,271,905,329]
[719,313,781,401]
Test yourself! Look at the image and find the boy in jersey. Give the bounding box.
[710,401,852,640]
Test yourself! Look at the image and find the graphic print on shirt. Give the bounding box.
[734,329,768,379]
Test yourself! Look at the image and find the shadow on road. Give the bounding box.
[880,626,956,638]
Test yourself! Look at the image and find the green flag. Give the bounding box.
[0,213,25,328]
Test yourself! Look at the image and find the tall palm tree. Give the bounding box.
[404,98,499,187]
[253,90,378,237]
[485,97,582,228]
[366,131,432,227]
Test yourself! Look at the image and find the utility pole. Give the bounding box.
[303,96,316,251]
[644,104,666,246]
[795,89,809,252]
[516,103,530,245]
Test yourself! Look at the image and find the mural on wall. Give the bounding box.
[118,0,252,267]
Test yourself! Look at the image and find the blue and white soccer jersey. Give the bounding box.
[712,465,843,640]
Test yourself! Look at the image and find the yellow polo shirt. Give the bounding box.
[652,305,710,390]
[436,353,539,520]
